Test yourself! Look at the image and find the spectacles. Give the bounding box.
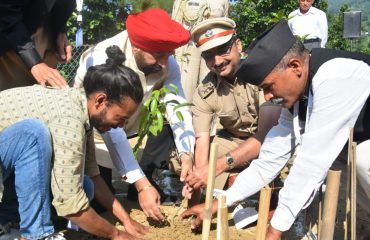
[201,37,236,61]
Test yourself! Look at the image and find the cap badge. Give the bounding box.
[205,30,213,38]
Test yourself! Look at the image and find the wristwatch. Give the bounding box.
[225,152,235,170]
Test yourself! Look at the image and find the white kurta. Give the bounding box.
[288,6,328,48]
[225,58,370,231]
[74,31,195,183]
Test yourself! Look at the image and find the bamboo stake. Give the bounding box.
[202,143,218,240]
[344,128,354,240]
[216,194,229,240]
[351,142,357,240]
[256,186,272,240]
[318,186,323,240]
[320,170,342,240]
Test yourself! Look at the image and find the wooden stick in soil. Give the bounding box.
[351,142,357,240]
[216,194,229,240]
[344,128,353,240]
[201,143,218,240]
[320,170,342,240]
[318,186,323,240]
[256,186,272,240]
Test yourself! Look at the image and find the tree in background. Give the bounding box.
[230,0,328,48]
[65,0,174,45]
[131,0,173,13]
[326,4,350,50]
[66,0,127,45]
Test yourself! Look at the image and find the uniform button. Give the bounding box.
[237,92,241,96]
[242,112,246,116]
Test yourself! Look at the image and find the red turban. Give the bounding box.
[126,8,190,52]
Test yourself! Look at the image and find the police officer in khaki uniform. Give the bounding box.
[185,17,282,195]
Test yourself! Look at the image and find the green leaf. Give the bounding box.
[176,111,184,122]
[149,124,160,136]
[173,102,194,111]
[168,83,179,94]
[150,99,158,113]
[157,111,163,132]
[152,90,160,101]
[164,99,181,106]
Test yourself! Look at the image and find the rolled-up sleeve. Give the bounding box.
[271,59,370,231]
[163,56,195,155]
[225,108,296,206]
[191,89,214,133]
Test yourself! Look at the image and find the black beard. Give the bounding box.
[140,64,163,76]
[90,108,108,134]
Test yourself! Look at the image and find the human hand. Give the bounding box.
[179,203,206,231]
[138,185,165,222]
[122,216,149,239]
[181,183,193,199]
[180,153,193,182]
[185,164,208,190]
[56,32,72,63]
[266,225,282,240]
[30,63,68,88]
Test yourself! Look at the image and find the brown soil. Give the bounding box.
[62,198,257,240]
[59,137,370,240]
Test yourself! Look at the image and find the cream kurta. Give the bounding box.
[74,31,195,182]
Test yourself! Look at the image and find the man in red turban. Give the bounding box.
[74,7,195,228]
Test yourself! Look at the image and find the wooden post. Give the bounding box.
[256,186,272,240]
[344,128,353,240]
[351,142,357,240]
[318,186,323,240]
[202,143,218,240]
[216,194,229,240]
[320,170,342,240]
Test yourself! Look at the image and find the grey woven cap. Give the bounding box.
[235,19,297,86]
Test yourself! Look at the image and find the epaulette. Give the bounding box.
[197,72,217,99]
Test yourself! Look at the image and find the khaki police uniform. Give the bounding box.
[172,0,229,103]
[192,70,260,188]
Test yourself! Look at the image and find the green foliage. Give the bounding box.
[230,0,298,47]
[131,0,173,13]
[327,4,350,50]
[66,0,127,45]
[65,0,174,45]
[133,84,193,157]
[230,0,330,48]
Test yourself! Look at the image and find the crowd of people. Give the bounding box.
[0,0,369,240]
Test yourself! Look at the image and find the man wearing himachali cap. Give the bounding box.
[181,19,370,239]
[74,8,195,221]
[182,17,281,200]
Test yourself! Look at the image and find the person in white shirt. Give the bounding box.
[181,19,370,239]
[288,0,328,50]
[74,8,195,222]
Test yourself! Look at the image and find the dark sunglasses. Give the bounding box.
[201,37,236,61]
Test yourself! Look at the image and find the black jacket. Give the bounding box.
[0,0,75,68]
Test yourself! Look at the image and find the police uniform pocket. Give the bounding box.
[218,110,239,129]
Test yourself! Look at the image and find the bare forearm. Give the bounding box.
[67,207,119,239]
[93,175,130,221]
[215,136,262,175]
[215,104,281,175]
[194,132,210,167]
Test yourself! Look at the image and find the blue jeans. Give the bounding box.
[0,119,54,239]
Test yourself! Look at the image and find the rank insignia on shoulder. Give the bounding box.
[198,82,214,99]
